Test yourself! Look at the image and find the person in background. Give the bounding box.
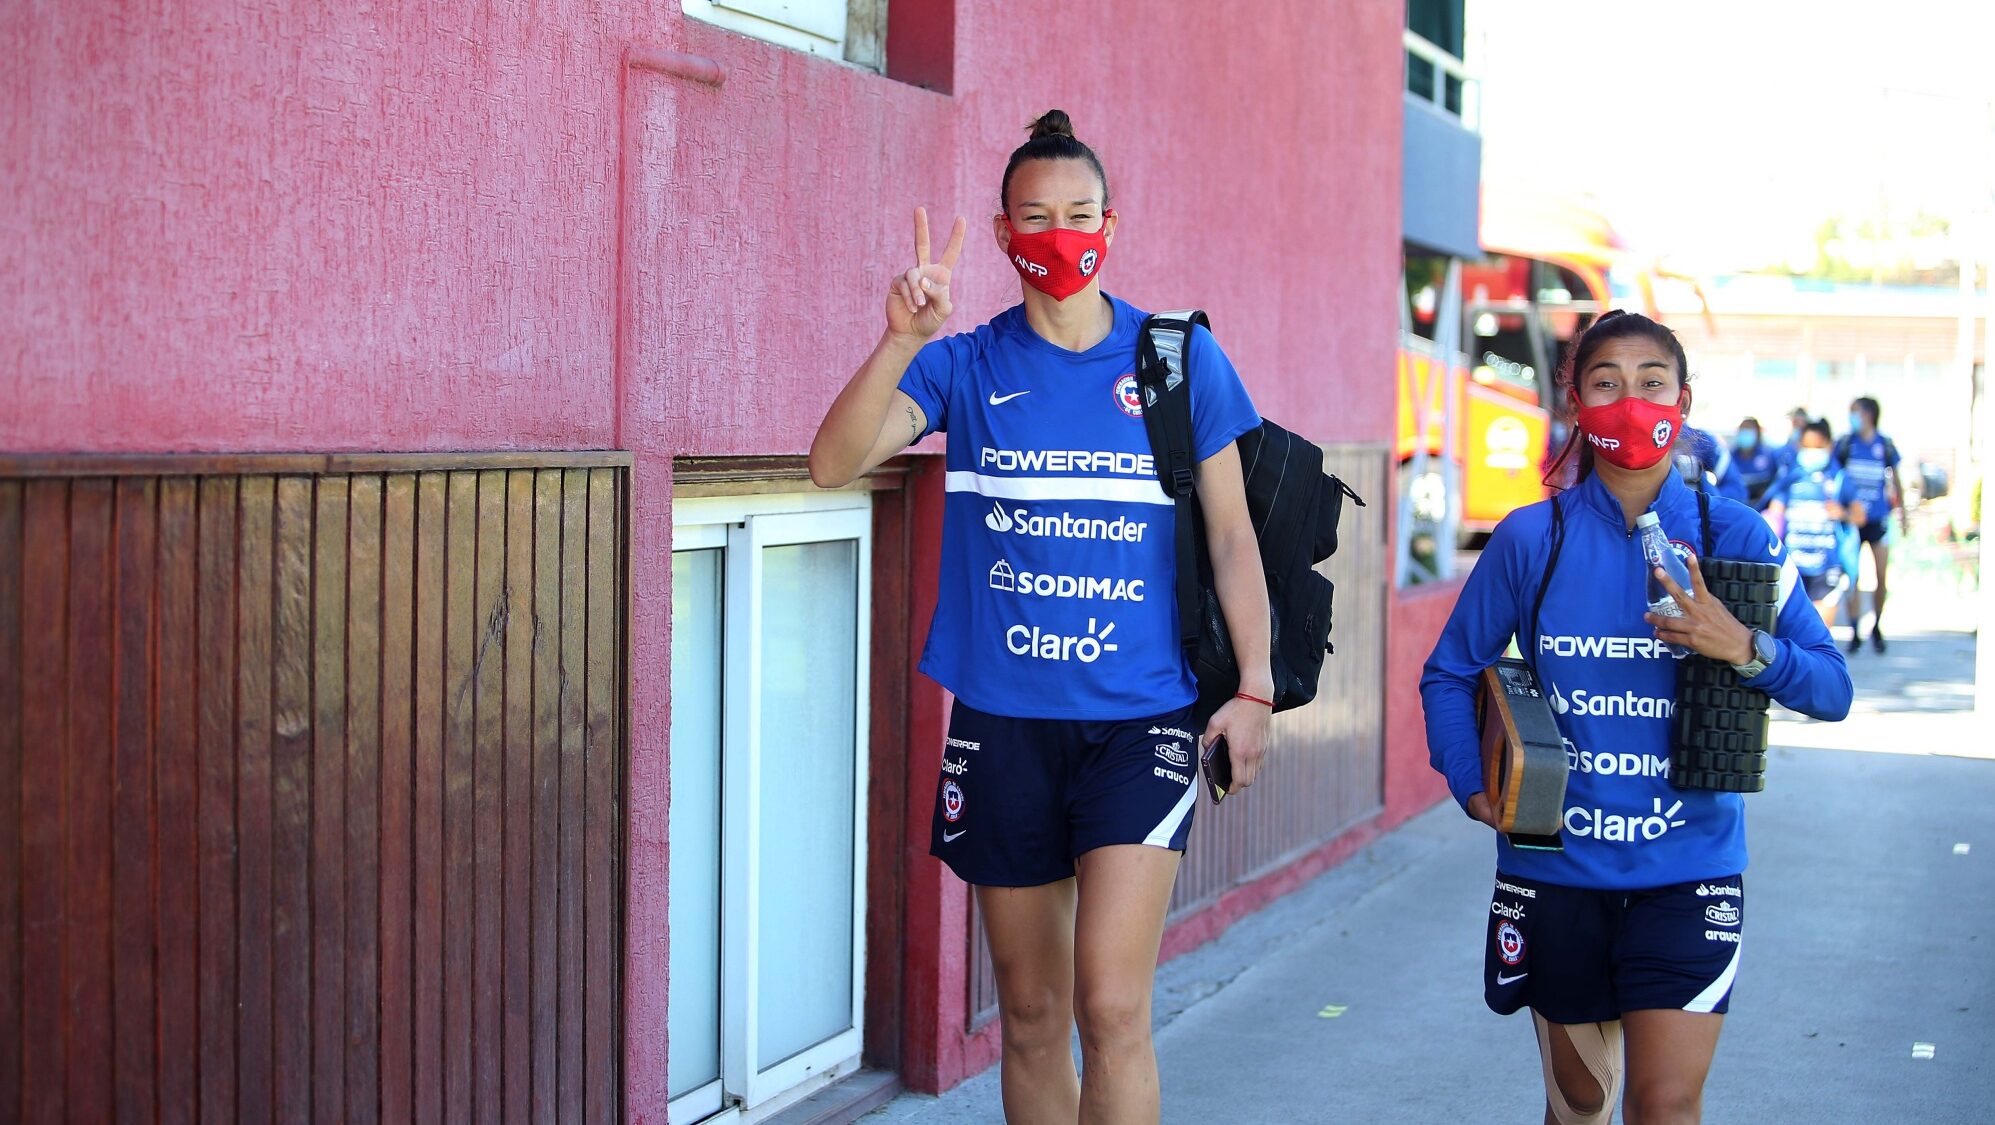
[1730,417,1781,509]
[1762,420,1857,625]
[1776,407,1811,471]
[1683,424,1749,503]
[1833,396,1907,653]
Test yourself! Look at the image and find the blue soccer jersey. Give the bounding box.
[1767,467,1851,578]
[1835,431,1900,516]
[897,295,1260,720]
[1420,469,1853,890]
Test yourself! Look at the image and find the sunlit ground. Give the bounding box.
[1771,523,1988,757]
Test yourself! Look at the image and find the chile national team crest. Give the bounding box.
[1079,247,1099,277]
[1113,373,1144,418]
[1651,418,1675,448]
[1497,921,1525,965]
[942,779,964,822]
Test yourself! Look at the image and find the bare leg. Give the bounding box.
[1869,542,1890,636]
[1072,845,1180,1125]
[1620,1008,1724,1125]
[977,880,1081,1125]
[1844,573,1866,639]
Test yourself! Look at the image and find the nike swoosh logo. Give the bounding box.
[1768,541,1781,557]
[987,390,1030,405]
[942,829,968,842]
[1496,971,1528,985]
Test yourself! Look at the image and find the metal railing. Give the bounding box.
[1404,28,1480,132]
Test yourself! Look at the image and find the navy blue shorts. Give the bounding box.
[1801,568,1847,604]
[1857,517,1889,546]
[1484,872,1744,1024]
[929,700,1199,887]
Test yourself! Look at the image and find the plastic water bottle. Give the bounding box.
[1636,511,1693,658]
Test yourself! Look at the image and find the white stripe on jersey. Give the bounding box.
[945,471,1174,507]
[1776,556,1800,609]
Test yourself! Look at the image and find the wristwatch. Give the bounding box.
[1730,629,1778,678]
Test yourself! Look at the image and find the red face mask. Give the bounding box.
[1577,395,1684,470]
[1003,212,1112,301]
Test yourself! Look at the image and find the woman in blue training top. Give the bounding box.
[1834,395,1906,653]
[1728,417,1781,509]
[809,110,1272,1124]
[1762,418,1860,626]
[1421,311,1852,1125]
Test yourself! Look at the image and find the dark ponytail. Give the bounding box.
[1544,309,1694,486]
[999,109,1111,214]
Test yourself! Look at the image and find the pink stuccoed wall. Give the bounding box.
[6,0,1412,1112]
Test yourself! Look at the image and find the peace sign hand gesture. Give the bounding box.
[887,207,967,343]
[1644,554,1758,667]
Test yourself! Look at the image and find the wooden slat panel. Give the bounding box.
[864,489,911,1067]
[112,477,159,1124]
[0,450,635,480]
[441,471,479,1125]
[555,469,587,1122]
[270,477,316,1123]
[309,478,350,1122]
[155,477,200,1123]
[0,482,22,1118]
[197,476,241,1124]
[412,472,449,1125]
[529,470,563,1124]
[345,475,384,1125]
[502,470,535,1125]
[0,480,20,1117]
[0,458,629,1124]
[64,479,116,1124]
[473,471,507,1122]
[582,467,619,1125]
[377,475,418,1125]
[236,475,277,1124]
[20,482,68,1125]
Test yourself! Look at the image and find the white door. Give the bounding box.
[669,494,871,1124]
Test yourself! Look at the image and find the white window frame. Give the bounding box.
[668,492,873,1125]
[680,0,885,70]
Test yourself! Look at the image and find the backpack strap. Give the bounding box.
[1136,310,1208,655]
[1528,492,1565,670]
[1696,480,1714,558]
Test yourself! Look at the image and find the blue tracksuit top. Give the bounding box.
[1421,468,1853,890]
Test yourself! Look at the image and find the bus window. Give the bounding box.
[1532,261,1602,402]
[1404,250,1450,341]
[1467,303,1548,400]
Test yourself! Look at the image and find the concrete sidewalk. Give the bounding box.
[868,614,1992,1123]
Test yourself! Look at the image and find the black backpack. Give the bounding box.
[1134,310,1364,730]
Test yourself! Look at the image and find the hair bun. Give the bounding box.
[1028,109,1075,140]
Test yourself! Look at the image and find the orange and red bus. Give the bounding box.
[1397,189,1618,576]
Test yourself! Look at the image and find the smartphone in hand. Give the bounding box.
[1200,736,1232,805]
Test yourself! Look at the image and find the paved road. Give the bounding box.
[869,610,1991,1123]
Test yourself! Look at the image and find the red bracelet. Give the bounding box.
[1234,691,1275,708]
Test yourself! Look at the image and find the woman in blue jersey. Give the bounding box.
[1762,419,1859,626]
[1728,417,1781,509]
[1834,396,1907,653]
[810,110,1272,1123]
[1421,311,1852,1125]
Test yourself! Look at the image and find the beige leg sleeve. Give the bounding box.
[1532,1011,1625,1125]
